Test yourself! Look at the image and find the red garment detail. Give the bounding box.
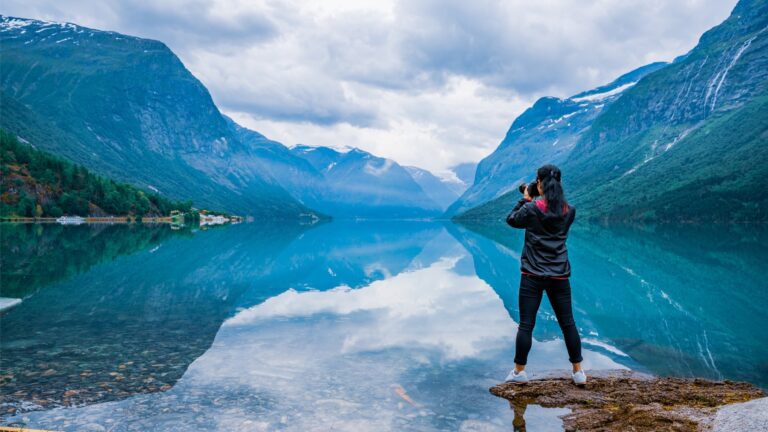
[535,199,568,214]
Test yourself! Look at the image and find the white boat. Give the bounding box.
[56,215,86,225]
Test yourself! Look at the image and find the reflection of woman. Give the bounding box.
[504,164,585,385]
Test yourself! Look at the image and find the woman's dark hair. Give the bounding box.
[536,164,568,215]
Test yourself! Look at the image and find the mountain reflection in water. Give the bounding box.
[2,220,765,430]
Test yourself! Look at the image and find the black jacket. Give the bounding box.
[506,198,576,277]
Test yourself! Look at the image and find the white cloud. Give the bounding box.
[1,0,738,171]
[228,76,528,172]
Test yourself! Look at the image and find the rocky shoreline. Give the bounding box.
[489,370,766,431]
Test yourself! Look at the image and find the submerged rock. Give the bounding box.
[489,370,764,431]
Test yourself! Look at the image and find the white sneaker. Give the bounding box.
[505,369,529,384]
[572,370,587,386]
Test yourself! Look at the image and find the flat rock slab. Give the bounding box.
[489,369,764,431]
[713,397,768,432]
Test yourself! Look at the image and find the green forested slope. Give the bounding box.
[561,0,768,221]
[1,130,193,218]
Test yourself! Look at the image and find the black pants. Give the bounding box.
[514,274,583,365]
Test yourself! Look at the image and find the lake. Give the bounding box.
[1,221,766,431]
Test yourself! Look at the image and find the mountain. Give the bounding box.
[403,166,462,210]
[224,118,327,208]
[290,145,442,218]
[561,0,768,222]
[446,62,667,217]
[454,0,768,222]
[448,162,478,195]
[0,16,319,219]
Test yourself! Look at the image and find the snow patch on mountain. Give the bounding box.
[571,82,637,102]
[546,110,581,129]
[364,159,394,176]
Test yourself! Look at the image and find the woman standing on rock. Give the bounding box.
[504,164,586,385]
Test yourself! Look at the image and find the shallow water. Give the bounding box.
[1,221,766,430]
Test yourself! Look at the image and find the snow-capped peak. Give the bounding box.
[0,17,35,31]
[0,16,78,32]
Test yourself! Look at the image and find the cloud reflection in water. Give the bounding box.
[10,231,624,431]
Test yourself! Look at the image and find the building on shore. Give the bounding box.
[56,216,86,225]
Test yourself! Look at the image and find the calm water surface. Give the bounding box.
[1,221,766,431]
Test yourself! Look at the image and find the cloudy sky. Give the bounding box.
[3,0,737,176]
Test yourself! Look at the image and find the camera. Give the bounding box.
[518,180,540,198]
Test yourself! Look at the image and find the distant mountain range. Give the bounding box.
[403,166,459,209]
[0,16,456,219]
[228,115,463,217]
[289,145,442,218]
[449,162,478,191]
[454,0,768,222]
